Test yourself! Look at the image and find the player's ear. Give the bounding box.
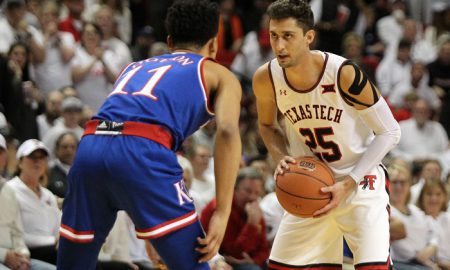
[207,37,218,59]
[305,29,315,47]
[167,35,174,52]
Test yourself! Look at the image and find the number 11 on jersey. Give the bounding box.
[109,65,173,100]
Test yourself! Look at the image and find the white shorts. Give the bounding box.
[268,165,392,270]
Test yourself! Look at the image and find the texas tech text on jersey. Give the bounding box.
[283,104,343,125]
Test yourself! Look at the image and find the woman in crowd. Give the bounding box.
[71,22,117,112]
[388,162,440,270]
[5,139,61,265]
[417,179,450,269]
[3,42,44,142]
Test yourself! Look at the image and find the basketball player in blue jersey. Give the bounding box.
[253,0,401,269]
[56,1,242,269]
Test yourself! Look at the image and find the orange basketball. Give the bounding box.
[275,156,335,218]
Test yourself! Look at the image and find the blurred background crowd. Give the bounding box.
[0,0,449,269]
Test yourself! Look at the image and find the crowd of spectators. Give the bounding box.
[0,0,449,269]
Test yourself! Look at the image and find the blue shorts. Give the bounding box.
[60,135,198,242]
[58,134,211,270]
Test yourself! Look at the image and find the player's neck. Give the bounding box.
[285,50,313,71]
[285,51,324,88]
[172,47,211,58]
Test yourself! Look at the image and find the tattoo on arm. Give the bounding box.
[338,61,379,108]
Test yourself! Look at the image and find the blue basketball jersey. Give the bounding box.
[95,52,214,150]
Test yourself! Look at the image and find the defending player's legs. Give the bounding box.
[57,140,119,269]
[150,220,211,270]
[57,237,106,270]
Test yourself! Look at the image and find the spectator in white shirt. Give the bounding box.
[388,62,441,111]
[36,90,64,140]
[376,0,407,58]
[434,149,450,181]
[231,13,274,92]
[0,0,44,62]
[259,192,283,245]
[82,0,132,45]
[402,19,437,64]
[94,5,131,75]
[417,179,450,270]
[6,139,61,265]
[1,172,56,270]
[388,162,440,270]
[32,1,76,96]
[409,159,443,205]
[376,39,412,98]
[187,144,215,213]
[391,98,449,163]
[97,211,138,270]
[42,96,84,157]
[0,134,55,270]
[71,22,118,112]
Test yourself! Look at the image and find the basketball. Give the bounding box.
[275,156,335,217]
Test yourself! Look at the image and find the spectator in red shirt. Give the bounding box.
[201,167,269,270]
[215,0,244,67]
[58,0,85,42]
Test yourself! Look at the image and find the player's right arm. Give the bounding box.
[196,60,242,263]
[252,63,295,172]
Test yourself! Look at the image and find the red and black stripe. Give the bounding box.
[354,256,392,270]
[268,260,342,270]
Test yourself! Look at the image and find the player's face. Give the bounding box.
[269,18,313,68]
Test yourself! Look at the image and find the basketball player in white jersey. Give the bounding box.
[252,0,401,269]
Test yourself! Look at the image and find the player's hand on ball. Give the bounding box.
[274,156,297,178]
[196,211,228,263]
[313,176,356,218]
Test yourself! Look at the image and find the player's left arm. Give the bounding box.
[338,61,401,183]
[314,61,401,217]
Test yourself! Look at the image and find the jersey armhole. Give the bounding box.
[268,60,277,102]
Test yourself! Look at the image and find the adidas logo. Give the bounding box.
[98,121,107,129]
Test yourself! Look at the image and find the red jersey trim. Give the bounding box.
[268,60,277,101]
[282,52,329,93]
[59,224,95,243]
[199,57,215,115]
[136,210,198,239]
[354,255,392,270]
[268,260,341,270]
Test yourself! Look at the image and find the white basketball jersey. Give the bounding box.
[270,51,374,179]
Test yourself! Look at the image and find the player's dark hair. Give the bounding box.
[235,167,263,188]
[165,0,219,48]
[267,0,314,32]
